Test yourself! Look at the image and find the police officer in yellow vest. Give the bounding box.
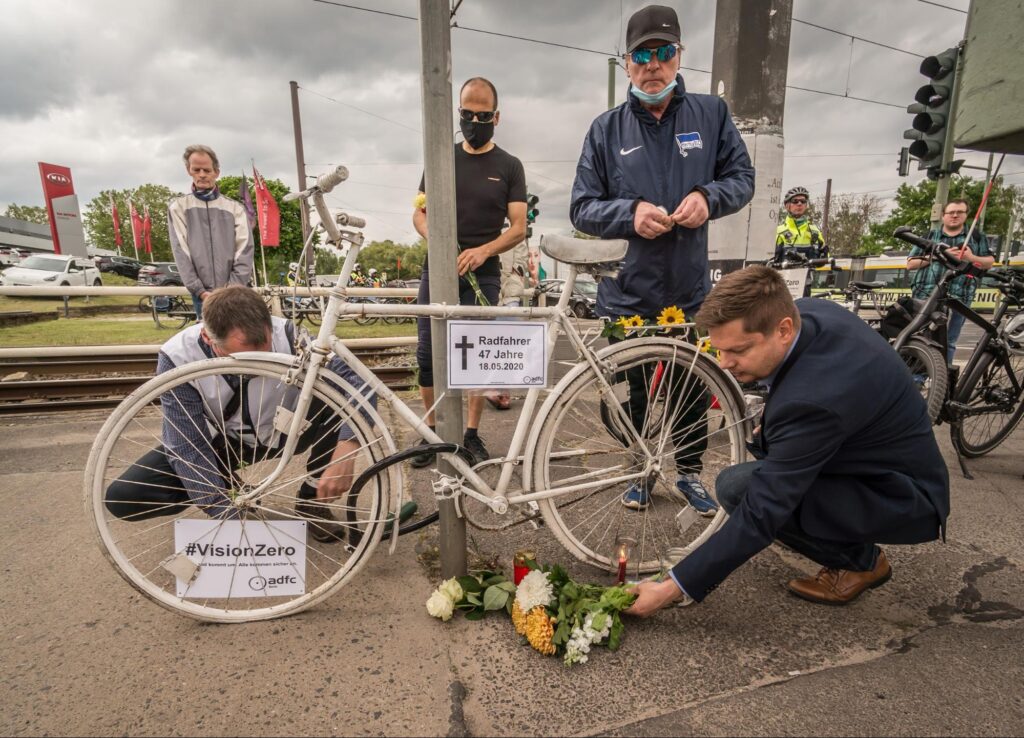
[775,186,826,260]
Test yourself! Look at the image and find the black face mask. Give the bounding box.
[460,119,494,150]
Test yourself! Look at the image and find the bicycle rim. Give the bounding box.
[531,341,747,575]
[84,359,390,622]
[898,338,947,423]
[952,350,1024,457]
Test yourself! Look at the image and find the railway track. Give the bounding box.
[0,349,416,414]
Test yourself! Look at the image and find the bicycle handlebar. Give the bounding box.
[282,165,351,202]
[337,212,366,229]
[892,226,986,280]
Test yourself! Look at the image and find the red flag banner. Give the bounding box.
[110,196,123,247]
[252,166,281,247]
[143,205,153,254]
[130,201,143,254]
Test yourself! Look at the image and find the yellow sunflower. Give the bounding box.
[524,606,557,656]
[697,337,713,353]
[413,192,427,211]
[617,315,646,330]
[656,306,686,326]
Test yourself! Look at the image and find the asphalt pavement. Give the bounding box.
[2,386,1023,736]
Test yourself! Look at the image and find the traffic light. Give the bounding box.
[526,193,540,223]
[897,147,910,177]
[903,47,958,179]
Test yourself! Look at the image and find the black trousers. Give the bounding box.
[105,401,343,521]
[716,461,879,572]
[606,329,709,475]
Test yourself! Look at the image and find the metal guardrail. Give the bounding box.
[0,285,417,298]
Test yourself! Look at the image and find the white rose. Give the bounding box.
[426,590,455,621]
[437,577,463,603]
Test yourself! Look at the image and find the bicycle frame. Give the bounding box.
[233,187,687,526]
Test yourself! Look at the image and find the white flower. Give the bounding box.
[438,577,463,603]
[563,613,613,666]
[426,590,455,621]
[514,570,555,612]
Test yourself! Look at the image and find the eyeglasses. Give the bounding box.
[945,210,968,216]
[789,198,808,205]
[458,108,496,123]
[629,43,678,65]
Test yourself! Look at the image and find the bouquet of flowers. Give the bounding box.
[601,305,689,341]
[427,561,637,667]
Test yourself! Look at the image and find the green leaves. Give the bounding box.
[443,570,513,619]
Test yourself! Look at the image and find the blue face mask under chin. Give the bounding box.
[630,79,677,105]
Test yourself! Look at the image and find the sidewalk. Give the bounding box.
[1,400,1022,736]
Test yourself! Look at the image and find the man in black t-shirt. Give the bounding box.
[410,77,528,468]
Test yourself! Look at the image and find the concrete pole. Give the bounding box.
[290,81,313,269]
[822,178,833,243]
[419,0,466,578]
[707,0,793,274]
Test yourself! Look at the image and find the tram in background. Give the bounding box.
[809,249,1024,312]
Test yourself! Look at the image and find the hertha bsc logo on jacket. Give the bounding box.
[675,132,703,157]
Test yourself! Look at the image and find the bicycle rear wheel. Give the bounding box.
[897,338,947,423]
[951,350,1024,457]
[529,339,748,575]
[84,359,391,622]
[153,297,192,330]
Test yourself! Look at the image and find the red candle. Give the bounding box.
[616,555,627,584]
[513,549,535,585]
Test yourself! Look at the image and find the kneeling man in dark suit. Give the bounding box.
[629,265,950,613]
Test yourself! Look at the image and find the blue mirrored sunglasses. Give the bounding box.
[629,44,678,65]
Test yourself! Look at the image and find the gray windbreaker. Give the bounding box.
[167,191,254,295]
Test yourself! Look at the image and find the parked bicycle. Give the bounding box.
[151,294,196,330]
[84,165,751,622]
[890,227,1024,460]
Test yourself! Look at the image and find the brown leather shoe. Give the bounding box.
[295,499,345,543]
[786,551,892,606]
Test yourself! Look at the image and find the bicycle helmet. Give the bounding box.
[368,268,378,276]
[784,186,809,204]
[289,262,299,270]
[1006,310,1024,348]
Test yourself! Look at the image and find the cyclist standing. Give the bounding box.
[774,186,827,260]
[907,198,994,365]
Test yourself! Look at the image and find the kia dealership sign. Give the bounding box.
[38,162,87,257]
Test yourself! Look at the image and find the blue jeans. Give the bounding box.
[946,310,966,365]
[716,461,879,571]
[191,293,204,320]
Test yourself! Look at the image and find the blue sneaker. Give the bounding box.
[674,474,719,517]
[620,483,651,511]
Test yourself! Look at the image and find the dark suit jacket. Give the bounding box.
[673,298,950,601]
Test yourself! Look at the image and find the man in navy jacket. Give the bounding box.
[628,266,950,612]
[570,4,755,515]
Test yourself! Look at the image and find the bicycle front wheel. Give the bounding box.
[951,350,1024,457]
[84,358,391,622]
[897,338,947,423]
[529,339,749,575]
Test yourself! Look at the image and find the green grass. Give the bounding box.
[0,273,141,313]
[0,315,418,348]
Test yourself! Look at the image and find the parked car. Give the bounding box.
[0,247,30,267]
[538,278,598,318]
[94,255,145,279]
[0,254,103,286]
[137,262,183,286]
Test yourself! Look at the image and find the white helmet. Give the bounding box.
[784,186,810,204]
[289,262,299,270]
[1005,310,1024,348]
[368,268,378,276]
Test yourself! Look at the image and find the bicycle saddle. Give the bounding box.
[540,234,628,266]
[852,280,886,290]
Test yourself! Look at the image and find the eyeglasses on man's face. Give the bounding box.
[458,108,496,123]
[628,43,679,65]
[944,209,968,216]
[789,198,808,206]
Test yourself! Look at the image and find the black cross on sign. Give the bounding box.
[455,335,475,370]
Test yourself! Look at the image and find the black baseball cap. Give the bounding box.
[626,5,682,53]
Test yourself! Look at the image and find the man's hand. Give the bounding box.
[200,291,211,300]
[456,246,490,276]
[671,191,710,229]
[316,439,358,501]
[625,578,685,617]
[946,245,976,261]
[634,201,674,240]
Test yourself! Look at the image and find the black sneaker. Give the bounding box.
[462,434,490,466]
[409,439,436,469]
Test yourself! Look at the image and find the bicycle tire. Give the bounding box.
[897,338,947,423]
[138,296,152,313]
[951,349,1024,458]
[528,339,748,575]
[84,358,392,623]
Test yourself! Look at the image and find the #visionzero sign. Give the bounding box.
[173,520,307,598]
[447,320,547,389]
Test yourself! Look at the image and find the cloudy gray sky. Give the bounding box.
[2,0,1020,249]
